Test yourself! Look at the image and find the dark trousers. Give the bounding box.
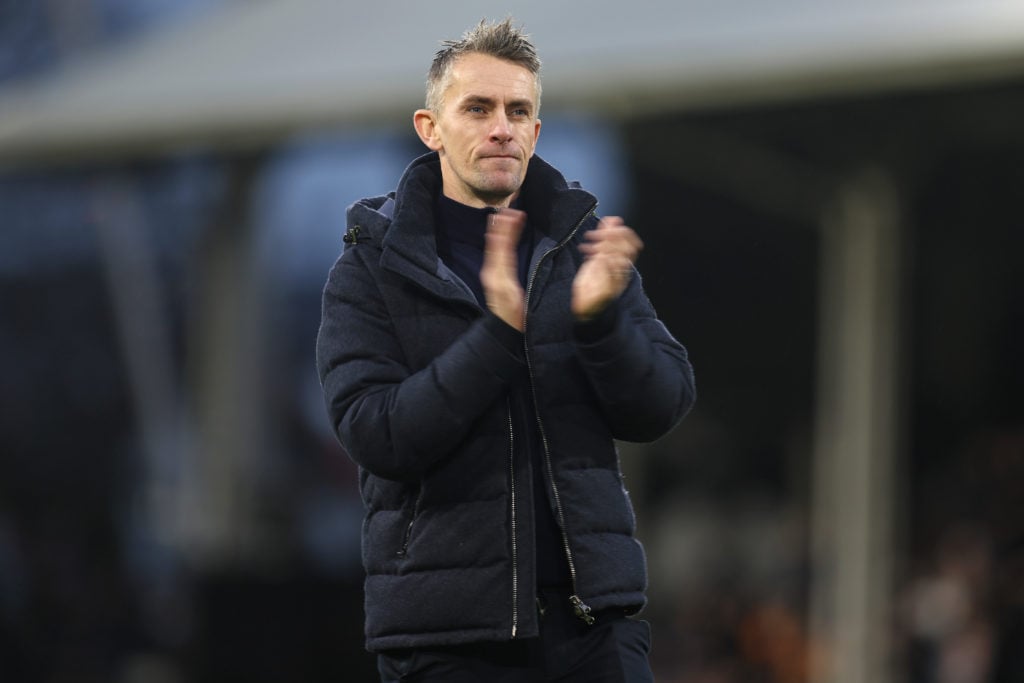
[377,589,654,682]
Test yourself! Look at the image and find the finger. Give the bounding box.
[581,217,619,248]
[580,226,643,262]
[587,218,641,245]
[484,209,526,276]
[597,216,624,230]
[598,220,643,253]
[492,208,526,235]
[598,251,633,274]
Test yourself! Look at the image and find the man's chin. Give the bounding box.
[478,172,522,195]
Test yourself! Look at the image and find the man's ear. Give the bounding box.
[413,109,443,151]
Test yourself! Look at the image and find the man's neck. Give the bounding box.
[441,187,519,210]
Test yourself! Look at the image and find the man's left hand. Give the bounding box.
[571,216,644,321]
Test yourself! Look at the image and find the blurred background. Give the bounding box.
[2,1,1023,681]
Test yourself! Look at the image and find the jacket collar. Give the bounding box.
[349,152,597,295]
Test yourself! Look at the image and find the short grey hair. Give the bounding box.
[425,18,542,113]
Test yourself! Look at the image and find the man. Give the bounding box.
[316,18,695,682]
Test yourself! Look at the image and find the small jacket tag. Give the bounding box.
[343,225,361,245]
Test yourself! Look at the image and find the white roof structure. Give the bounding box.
[2,0,1024,162]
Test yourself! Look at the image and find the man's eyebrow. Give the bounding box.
[506,98,534,111]
[460,95,534,111]
[460,95,497,107]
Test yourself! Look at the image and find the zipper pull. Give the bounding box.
[569,595,595,625]
[397,518,414,557]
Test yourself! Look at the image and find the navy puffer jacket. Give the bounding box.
[316,152,695,652]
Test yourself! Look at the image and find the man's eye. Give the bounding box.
[468,106,485,114]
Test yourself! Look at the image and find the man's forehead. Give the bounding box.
[447,53,538,96]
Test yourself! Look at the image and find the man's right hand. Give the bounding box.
[481,208,526,332]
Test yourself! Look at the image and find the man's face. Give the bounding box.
[415,52,541,208]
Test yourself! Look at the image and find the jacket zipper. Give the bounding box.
[506,400,519,638]
[522,204,598,626]
[397,487,421,557]
[398,519,414,556]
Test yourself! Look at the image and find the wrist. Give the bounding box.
[574,299,619,341]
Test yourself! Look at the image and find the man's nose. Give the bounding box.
[489,112,513,142]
